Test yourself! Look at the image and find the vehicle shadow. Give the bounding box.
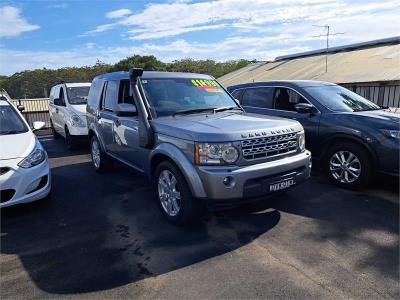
[1,158,281,294]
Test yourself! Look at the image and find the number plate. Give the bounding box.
[269,178,295,192]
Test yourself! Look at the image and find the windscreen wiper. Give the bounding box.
[172,108,216,116]
[213,106,243,113]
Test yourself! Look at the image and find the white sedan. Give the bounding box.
[0,99,51,208]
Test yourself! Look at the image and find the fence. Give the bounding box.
[341,84,400,108]
[12,98,51,129]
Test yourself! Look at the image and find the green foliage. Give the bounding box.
[0,56,250,98]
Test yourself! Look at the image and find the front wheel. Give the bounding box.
[325,142,372,189]
[155,161,203,225]
[65,128,76,150]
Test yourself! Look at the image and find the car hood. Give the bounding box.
[152,112,303,142]
[351,108,400,128]
[0,131,36,160]
[69,104,87,116]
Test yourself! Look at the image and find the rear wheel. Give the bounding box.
[325,142,372,189]
[90,135,110,172]
[155,161,203,225]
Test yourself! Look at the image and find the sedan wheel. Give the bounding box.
[158,170,181,217]
[329,150,361,183]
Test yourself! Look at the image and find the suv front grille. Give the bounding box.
[241,133,298,160]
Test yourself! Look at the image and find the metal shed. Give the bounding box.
[218,37,400,107]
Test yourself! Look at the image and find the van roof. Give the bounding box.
[65,82,91,88]
[93,71,214,81]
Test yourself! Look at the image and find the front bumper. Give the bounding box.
[0,157,51,208]
[196,150,311,205]
[375,138,399,176]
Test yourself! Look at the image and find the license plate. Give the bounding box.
[269,178,295,192]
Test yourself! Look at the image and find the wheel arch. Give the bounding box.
[320,134,377,168]
[149,144,207,199]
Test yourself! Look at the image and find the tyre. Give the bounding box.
[65,128,76,150]
[50,119,61,139]
[155,161,203,225]
[325,142,372,189]
[90,135,110,172]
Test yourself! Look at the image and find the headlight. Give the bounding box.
[18,141,46,168]
[298,131,305,151]
[69,112,85,127]
[195,142,239,165]
[381,129,400,139]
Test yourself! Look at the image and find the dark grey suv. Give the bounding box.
[86,70,311,224]
[228,80,399,189]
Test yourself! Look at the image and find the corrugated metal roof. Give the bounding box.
[218,43,400,87]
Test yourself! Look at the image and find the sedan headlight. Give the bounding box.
[381,129,400,139]
[69,112,85,127]
[298,131,305,151]
[195,142,239,165]
[18,141,46,168]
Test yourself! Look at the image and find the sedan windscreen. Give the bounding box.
[304,85,381,112]
[67,86,90,105]
[0,101,28,135]
[140,78,239,117]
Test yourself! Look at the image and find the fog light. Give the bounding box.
[223,176,234,187]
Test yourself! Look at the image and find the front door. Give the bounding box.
[112,80,147,171]
[267,87,321,152]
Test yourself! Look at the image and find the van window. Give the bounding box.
[118,80,135,105]
[58,87,66,106]
[103,81,118,110]
[242,87,273,108]
[273,88,307,111]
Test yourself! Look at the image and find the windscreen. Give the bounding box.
[66,86,90,105]
[304,85,381,112]
[140,78,238,117]
[0,101,28,135]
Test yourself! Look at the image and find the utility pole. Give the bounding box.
[312,25,344,73]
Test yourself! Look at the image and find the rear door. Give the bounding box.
[99,81,118,151]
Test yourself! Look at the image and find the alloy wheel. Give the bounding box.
[91,139,101,168]
[158,170,181,217]
[329,150,361,183]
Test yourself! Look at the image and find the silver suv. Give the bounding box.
[86,69,312,224]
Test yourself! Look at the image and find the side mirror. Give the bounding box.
[115,103,137,116]
[53,98,64,106]
[295,103,316,114]
[17,105,25,112]
[33,121,45,131]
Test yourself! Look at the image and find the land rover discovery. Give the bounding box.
[86,69,312,224]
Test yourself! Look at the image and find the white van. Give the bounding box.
[49,83,91,149]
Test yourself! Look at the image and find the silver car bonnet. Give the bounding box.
[152,112,303,142]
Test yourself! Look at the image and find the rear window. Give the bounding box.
[242,87,273,108]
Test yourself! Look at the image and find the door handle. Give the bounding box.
[114,119,121,127]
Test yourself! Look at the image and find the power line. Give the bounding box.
[312,25,345,73]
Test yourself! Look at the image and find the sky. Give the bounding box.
[0,0,399,75]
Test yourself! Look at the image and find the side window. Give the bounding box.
[231,89,243,101]
[242,87,273,108]
[118,80,135,104]
[49,87,54,104]
[273,88,307,112]
[59,87,66,106]
[103,80,118,111]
